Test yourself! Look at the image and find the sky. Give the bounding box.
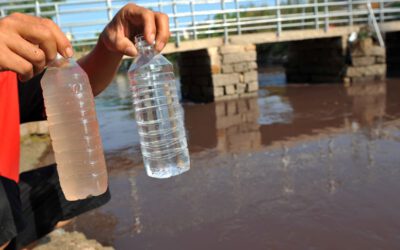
[55,0,269,42]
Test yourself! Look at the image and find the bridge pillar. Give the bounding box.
[344,37,386,83]
[179,44,258,102]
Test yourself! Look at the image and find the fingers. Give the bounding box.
[8,34,46,74]
[7,13,72,59]
[124,4,156,44]
[40,18,73,58]
[2,48,35,82]
[154,12,170,51]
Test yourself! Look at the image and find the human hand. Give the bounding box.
[0,13,72,81]
[100,3,170,57]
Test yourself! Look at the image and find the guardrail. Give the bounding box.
[0,0,399,49]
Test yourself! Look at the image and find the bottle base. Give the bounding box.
[145,164,190,179]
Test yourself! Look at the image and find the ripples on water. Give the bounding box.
[68,71,400,250]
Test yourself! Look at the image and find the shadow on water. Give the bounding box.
[68,71,400,250]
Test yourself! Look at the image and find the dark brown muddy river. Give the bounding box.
[67,73,400,250]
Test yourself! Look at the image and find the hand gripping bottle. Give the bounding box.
[128,35,190,178]
[41,56,108,201]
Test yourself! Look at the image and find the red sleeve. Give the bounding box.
[0,71,20,182]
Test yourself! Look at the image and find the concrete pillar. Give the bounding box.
[344,37,386,84]
[178,44,259,102]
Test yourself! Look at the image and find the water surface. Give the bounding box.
[68,73,400,250]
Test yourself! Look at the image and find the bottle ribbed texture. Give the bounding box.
[41,58,108,200]
[128,35,190,178]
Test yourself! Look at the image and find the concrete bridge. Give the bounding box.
[2,0,400,102]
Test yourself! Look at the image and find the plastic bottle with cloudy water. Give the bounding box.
[128,35,190,178]
[41,56,108,201]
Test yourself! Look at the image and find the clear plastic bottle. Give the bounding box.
[41,56,108,201]
[128,35,190,178]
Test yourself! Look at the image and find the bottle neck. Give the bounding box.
[135,35,156,57]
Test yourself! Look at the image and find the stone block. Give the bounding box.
[369,46,386,56]
[221,64,234,73]
[244,44,256,51]
[246,81,258,92]
[213,86,224,97]
[359,38,373,52]
[249,62,258,70]
[244,71,258,83]
[212,73,240,86]
[223,51,257,64]
[352,56,375,66]
[233,62,250,72]
[219,45,245,54]
[215,94,240,102]
[211,65,221,74]
[346,64,386,77]
[236,83,246,94]
[376,56,386,64]
[224,85,236,95]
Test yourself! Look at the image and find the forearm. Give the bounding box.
[77,38,123,96]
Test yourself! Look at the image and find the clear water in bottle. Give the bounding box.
[41,57,108,201]
[128,35,190,178]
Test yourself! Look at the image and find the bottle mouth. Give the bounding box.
[135,34,154,49]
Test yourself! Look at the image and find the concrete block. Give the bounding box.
[211,65,221,74]
[346,64,386,77]
[246,81,258,92]
[352,56,375,66]
[249,62,258,70]
[223,51,257,64]
[369,46,386,56]
[213,86,224,97]
[376,56,386,64]
[224,85,236,95]
[236,83,246,94]
[212,73,240,86]
[244,71,258,83]
[244,44,256,51]
[219,45,245,54]
[221,64,234,73]
[233,62,250,72]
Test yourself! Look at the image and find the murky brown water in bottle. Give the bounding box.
[66,72,400,250]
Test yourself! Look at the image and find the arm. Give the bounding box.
[77,3,170,96]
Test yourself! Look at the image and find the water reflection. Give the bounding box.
[72,76,400,250]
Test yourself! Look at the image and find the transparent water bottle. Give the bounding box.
[128,35,190,178]
[41,56,108,201]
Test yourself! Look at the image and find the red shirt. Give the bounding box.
[0,71,20,182]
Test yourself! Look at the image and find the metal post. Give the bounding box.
[106,0,113,21]
[55,4,61,25]
[234,0,241,35]
[172,0,180,47]
[221,0,228,44]
[158,0,163,12]
[35,0,41,17]
[379,0,384,23]
[190,0,197,40]
[276,0,282,37]
[348,0,353,26]
[324,0,329,32]
[0,9,5,18]
[314,0,319,29]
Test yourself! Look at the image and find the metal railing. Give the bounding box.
[0,0,399,49]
